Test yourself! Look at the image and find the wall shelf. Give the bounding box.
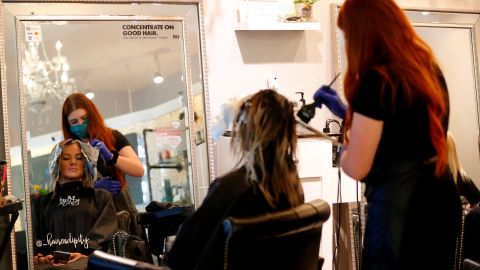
[234,21,321,31]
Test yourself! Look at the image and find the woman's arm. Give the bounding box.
[341,112,383,181]
[116,145,144,177]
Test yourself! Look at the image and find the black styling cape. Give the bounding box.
[32,181,118,256]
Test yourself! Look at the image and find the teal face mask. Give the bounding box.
[69,119,89,139]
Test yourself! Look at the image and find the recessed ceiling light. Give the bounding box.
[153,73,164,84]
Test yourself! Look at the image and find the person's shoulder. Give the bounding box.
[111,129,131,149]
[209,167,249,192]
[33,192,53,204]
[94,188,113,199]
[214,166,247,184]
[111,129,125,138]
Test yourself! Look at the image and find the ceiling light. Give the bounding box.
[85,92,95,99]
[153,73,164,84]
[23,38,76,114]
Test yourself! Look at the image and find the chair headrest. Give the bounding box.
[223,199,331,239]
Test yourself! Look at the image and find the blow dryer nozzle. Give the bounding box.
[296,103,317,124]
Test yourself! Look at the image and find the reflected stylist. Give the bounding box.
[61,93,144,235]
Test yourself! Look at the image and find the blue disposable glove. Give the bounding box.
[94,177,122,194]
[313,85,347,119]
[91,139,113,161]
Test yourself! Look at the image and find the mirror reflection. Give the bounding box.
[1,2,211,269]
[18,19,197,208]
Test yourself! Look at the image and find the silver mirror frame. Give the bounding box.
[0,1,213,269]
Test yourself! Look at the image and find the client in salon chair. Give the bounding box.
[166,89,304,269]
[33,139,118,270]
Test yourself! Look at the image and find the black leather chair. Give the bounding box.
[464,258,480,270]
[88,250,170,270]
[464,206,480,262]
[218,199,330,270]
[138,204,194,264]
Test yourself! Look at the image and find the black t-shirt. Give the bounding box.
[351,69,449,172]
[96,129,131,178]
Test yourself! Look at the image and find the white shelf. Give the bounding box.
[234,21,321,31]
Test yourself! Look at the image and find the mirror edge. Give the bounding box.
[197,1,215,185]
[0,4,17,270]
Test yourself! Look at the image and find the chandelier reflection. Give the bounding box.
[23,40,76,113]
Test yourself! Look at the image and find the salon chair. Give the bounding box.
[88,250,170,270]
[112,210,153,263]
[196,199,331,270]
[464,258,480,270]
[464,205,480,269]
[137,204,194,264]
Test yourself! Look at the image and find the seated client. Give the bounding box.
[167,89,305,269]
[33,139,118,269]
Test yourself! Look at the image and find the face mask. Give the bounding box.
[69,119,89,139]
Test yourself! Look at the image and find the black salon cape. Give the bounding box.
[32,181,118,256]
[167,166,301,270]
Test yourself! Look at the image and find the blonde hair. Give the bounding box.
[231,89,303,208]
[58,140,95,188]
[446,132,466,184]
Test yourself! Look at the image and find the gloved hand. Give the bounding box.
[313,85,347,119]
[94,177,122,194]
[91,139,113,161]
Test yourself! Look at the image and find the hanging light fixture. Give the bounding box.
[23,39,76,113]
[153,54,164,84]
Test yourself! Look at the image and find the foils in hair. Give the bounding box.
[236,98,251,126]
[48,139,99,184]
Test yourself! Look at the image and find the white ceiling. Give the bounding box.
[29,20,186,93]
[2,1,204,141]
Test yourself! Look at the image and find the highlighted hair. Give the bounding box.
[231,89,303,207]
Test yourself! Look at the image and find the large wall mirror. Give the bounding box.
[332,5,480,187]
[0,1,212,269]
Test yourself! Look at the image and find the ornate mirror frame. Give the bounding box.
[0,1,213,269]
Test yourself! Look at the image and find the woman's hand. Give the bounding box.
[91,139,113,161]
[68,252,87,263]
[94,177,122,194]
[35,254,55,265]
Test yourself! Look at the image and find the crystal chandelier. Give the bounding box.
[23,40,76,113]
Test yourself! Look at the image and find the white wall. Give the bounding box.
[202,0,480,269]
[203,0,480,141]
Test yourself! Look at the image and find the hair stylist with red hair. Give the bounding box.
[315,0,462,269]
[62,93,144,235]
[62,93,144,185]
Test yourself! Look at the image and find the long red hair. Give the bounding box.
[338,0,448,176]
[62,93,125,185]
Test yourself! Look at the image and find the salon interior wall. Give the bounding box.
[203,0,480,177]
[203,1,480,269]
